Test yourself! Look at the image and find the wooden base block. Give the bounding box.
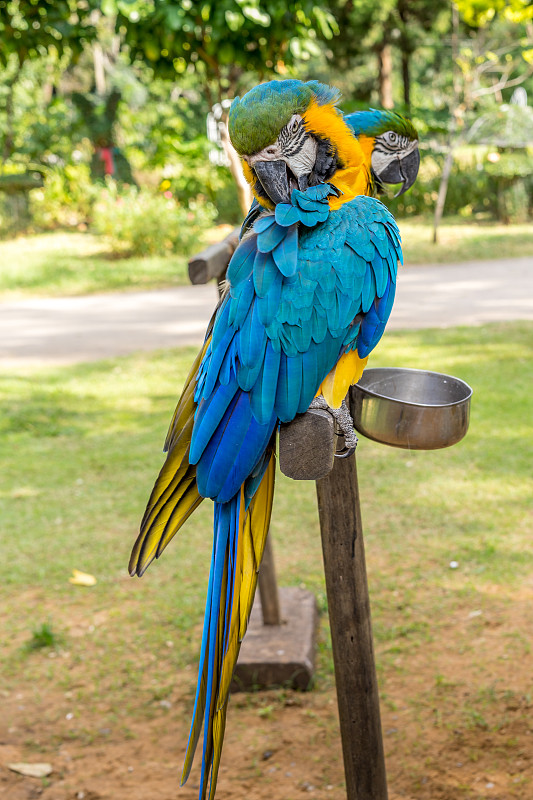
[232,587,318,692]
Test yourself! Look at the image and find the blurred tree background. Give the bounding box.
[0,0,532,252]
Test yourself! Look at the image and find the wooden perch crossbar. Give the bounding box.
[188,228,240,286]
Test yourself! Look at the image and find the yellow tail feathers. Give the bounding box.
[129,337,211,577]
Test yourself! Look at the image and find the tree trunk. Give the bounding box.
[1,64,22,168]
[433,3,461,244]
[93,42,107,95]
[377,44,394,109]
[219,119,253,216]
[401,50,410,110]
[432,143,455,243]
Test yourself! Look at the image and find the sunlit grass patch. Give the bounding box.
[399,216,533,264]
[0,231,189,299]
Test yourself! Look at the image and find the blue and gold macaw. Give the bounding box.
[130,80,418,800]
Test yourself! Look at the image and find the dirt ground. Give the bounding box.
[1,594,531,800]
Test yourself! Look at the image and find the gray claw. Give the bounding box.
[309,395,358,457]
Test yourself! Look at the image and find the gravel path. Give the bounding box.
[1,257,531,367]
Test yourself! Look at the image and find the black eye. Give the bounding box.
[289,118,299,134]
[388,132,397,143]
[266,146,277,154]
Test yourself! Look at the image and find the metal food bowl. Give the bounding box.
[350,367,473,450]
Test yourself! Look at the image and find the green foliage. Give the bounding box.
[30,164,96,229]
[117,72,209,168]
[24,622,61,651]
[484,151,532,223]
[329,0,449,63]
[468,103,533,149]
[210,175,243,225]
[456,0,533,27]
[387,148,497,218]
[111,0,338,99]
[158,138,221,201]
[485,151,532,179]
[91,180,216,256]
[0,61,81,164]
[496,179,530,223]
[0,0,98,67]
[158,138,242,223]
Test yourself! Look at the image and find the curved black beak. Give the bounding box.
[394,147,420,196]
[254,159,290,205]
[373,145,420,197]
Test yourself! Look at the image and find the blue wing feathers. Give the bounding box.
[250,342,281,425]
[272,224,298,277]
[238,300,266,368]
[275,203,300,227]
[358,273,396,358]
[219,343,237,387]
[257,222,286,253]
[253,251,277,297]
[256,271,283,326]
[201,328,235,398]
[226,235,256,286]
[254,214,277,234]
[194,194,402,497]
[211,296,231,351]
[218,411,275,503]
[229,275,254,328]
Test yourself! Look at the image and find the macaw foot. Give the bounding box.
[309,395,358,458]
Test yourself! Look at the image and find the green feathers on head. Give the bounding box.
[229,80,341,156]
[346,109,418,140]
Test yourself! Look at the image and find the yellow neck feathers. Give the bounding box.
[303,101,370,209]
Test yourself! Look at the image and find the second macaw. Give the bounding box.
[130,80,419,800]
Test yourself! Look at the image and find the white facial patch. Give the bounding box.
[285,135,318,178]
[246,114,319,180]
[371,147,395,174]
[372,132,418,173]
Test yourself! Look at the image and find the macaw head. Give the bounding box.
[344,109,420,197]
[228,79,368,207]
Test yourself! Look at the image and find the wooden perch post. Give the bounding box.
[188,228,240,287]
[279,407,388,800]
[316,454,388,800]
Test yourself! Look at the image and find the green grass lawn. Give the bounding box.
[1,322,532,798]
[1,322,531,682]
[1,217,532,300]
[401,216,533,265]
[0,231,190,300]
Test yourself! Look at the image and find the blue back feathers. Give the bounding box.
[189,185,402,503]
